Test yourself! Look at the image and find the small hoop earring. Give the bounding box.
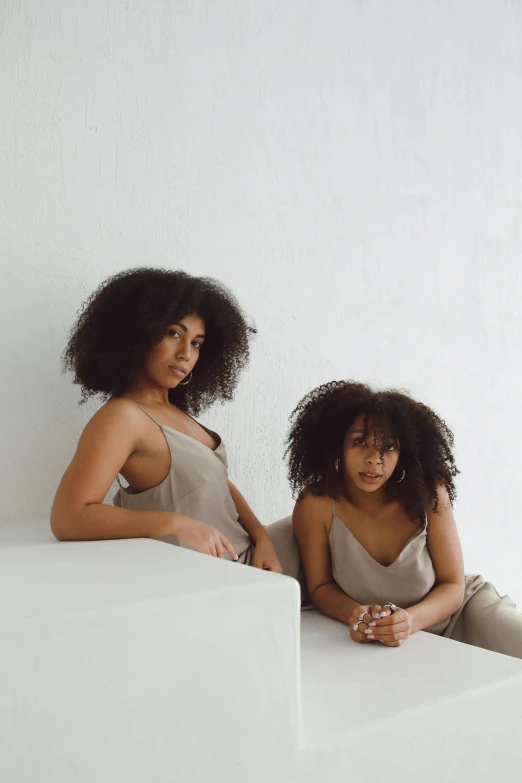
[335,458,340,472]
[396,468,406,484]
[179,371,192,386]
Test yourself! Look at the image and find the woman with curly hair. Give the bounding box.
[287,381,522,658]
[51,267,286,573]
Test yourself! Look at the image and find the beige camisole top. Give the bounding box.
[112,401,252,561]
[329,498,441,611]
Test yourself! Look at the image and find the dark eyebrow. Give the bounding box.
[171,322,205,340]
[350,427,398,443]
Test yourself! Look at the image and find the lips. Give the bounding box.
[359,472,383,484]
[169,364,187,377]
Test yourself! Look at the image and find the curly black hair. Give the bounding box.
[286,381,459,519]
[63,267,256,415]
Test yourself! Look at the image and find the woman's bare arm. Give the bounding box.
[51,400,238,558]
[227,481,282,571]
[51,401,180,541]
[404,487,465,632]
[227,480,268,544]
[293,493,362,623]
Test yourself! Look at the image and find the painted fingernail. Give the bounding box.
[369,622,376,627]
[353,624,358,631]
[367,634,375,639]
[379,612,387,618]
[364,629,372,634]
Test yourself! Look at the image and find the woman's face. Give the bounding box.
[143,313,206,389]
[341,414,400,494]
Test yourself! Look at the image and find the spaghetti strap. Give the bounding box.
[331,497,336,517]
[116,398,160,489]
[120,397,161,426]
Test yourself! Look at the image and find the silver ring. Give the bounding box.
[353,621,362,631]
[384,602,398,613]
[358,611,371,623]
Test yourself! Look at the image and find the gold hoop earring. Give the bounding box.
[396,468,406,484]
[179,371,192,386]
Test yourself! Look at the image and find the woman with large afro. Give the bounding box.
[287,380,522,658]
[51,267,290,574]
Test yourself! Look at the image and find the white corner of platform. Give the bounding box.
[0,530,301,783]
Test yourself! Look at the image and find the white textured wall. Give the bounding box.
[1,0,521,601]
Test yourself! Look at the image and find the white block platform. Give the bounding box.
[0,520,301,783]
[1,519,521,783]
[298,611,522,783]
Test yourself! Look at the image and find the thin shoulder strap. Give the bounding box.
[330,497,336,517]
[114,398,161,491]
[121,397,161,427]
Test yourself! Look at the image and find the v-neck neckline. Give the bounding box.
[331,510,425,570]
[160,421,222,453]
[121,397,221,452]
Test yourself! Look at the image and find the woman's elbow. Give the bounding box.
[455,581,466,606]
[50,500,79,541]
[442,580,465,612]
[309,581,332,606]
[50,512,71,541]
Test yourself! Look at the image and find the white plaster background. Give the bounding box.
[1,0,521,601]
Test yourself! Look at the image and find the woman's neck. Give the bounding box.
[340,476,390,513]
[123,378,171,406]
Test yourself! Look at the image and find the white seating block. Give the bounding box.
[2,519,521,782]
[298,611,522,782]
[0,520,301,783]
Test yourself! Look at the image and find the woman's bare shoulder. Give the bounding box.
[292,488,332,530]
[80,397,150,441]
